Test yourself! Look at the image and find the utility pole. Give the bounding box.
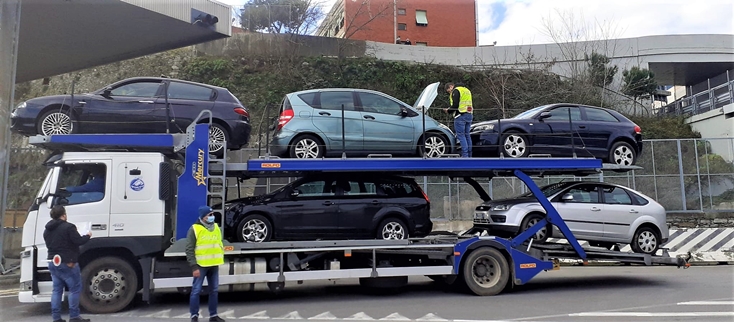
[393,0,397,43]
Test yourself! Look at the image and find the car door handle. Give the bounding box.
[319,111,331,116]
[138,100,154,104]
[363,115,375,120]
[91,224,107,231]
[629,209,639,213]
[371,200,380,205]
[590,207,601,211]
[323,201,334,206]
[578,125,586,129]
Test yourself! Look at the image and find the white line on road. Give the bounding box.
[569,312,734,317]
[677,301,734,305]
[0,294,17,299]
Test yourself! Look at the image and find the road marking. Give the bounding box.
[344,312,375,320]
[219,310,237,319]
[569,312,734,317]
[173,311,200,319]
[380,313,411,321]
[276,311,304,319]
[416,314,447,321]
[0,294,17,299]
[241,310,271,319]
[308,312,338,320]
[142,308,171,318]
[677,301,734,305]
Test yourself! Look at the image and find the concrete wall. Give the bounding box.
[196,32,367,58]
[687,103,734,162]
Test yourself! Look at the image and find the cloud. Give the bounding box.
[220,0,733,46]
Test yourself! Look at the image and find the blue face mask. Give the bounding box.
[206,215,215,224]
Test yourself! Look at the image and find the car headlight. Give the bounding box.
[438,123,453,133]
[472,124,495,132]
[492,204,510,211]
[16,102,26,109]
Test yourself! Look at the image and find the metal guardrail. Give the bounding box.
[659,79,734,116]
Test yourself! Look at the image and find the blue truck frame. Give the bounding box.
[28,122,690,303]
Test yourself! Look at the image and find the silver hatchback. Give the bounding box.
[473,181,669,254]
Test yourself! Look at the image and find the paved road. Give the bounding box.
[0,266,732,322]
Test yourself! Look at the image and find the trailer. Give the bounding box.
[18,119,690,314]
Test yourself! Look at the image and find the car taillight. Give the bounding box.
[634,125,641,134]
[234,107,249,117]
[276,109,294,131]
[421,188,430,203]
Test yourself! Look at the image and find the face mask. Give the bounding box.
[206,215,215,224]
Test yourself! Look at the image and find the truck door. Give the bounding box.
[110,160,165,237]
[27,168,56,270]
[55,161,113,237]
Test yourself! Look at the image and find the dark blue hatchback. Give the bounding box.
[469,103,643,165]
[10,77,251,155]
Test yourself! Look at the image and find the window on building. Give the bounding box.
[398,8,406,15]
[398,23,407,31]
[416,10,428,26]
[416,42,427,46]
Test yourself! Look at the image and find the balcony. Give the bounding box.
[659,79,734,117]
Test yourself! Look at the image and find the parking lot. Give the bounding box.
[1,266,732,322]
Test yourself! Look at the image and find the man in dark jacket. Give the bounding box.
[43,205,92,322]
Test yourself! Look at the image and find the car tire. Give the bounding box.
[37,108,75,135]
[376,217,409,240]
[631,226,660,255]
[519,213,549,243]
[289,134,325,159]
[207,123,229,157]
[79,256,138,314]
[609,141,636,166]
[418,133,449,158]
[500,130,529,158]
[236,214,273,242]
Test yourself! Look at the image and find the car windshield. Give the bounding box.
[517,182,575,198]
[512,105,552,119]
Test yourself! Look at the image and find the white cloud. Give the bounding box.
[220,0,734,46]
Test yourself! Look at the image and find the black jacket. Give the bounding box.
[43,219,91,264]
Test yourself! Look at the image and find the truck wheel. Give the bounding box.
[80,256,139,314]
[462,247,509,296]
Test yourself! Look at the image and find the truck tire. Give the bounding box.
[80,256,139,314]
[462,247,509,296]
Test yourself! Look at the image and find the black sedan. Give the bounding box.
[10,77,251,154]
[470,103,643,165]
[222,173,433,242]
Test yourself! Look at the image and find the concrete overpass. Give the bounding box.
[0,0,233,270]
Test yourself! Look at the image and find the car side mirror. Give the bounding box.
[561,193,574,202]
[289,189,300,198]
[538,111,551,120]
[400,107,409,117]
[102,88,112,98]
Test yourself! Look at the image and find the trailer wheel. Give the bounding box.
[80,256,138,314]
[462,247,509,296]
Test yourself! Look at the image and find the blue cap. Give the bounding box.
[198,205,213,218]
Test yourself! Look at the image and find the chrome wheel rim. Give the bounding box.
[209,126,226,153]
[613,145,634,165]
[294,138,320,158]
[525,217,547,240]
[423,136,447,158]
[381,222,406,240]
[503,134,526,157]
[88,268,128,303]
[242,219,268,242]
[471,255,501,288]
[41,112,73,135]
[637,230,657,253]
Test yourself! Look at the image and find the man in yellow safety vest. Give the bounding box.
[185,205,226,322]
[443,82,473,157]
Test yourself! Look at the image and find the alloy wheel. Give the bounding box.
[41,112,73,135]
[209,125,226,153]
[613,145,634,165]
[503,134,526,157]
[293,138,320,158]
[423,136,447,158]
[242,218,268,242]
[381,222,406,240]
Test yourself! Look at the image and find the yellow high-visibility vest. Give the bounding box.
[193,224,224,267]
[449,86,473,113]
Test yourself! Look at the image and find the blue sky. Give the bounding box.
[220,0,734,46]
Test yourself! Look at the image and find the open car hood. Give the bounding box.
[413,82,440,113]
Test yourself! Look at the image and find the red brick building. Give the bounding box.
[316,0,477,47]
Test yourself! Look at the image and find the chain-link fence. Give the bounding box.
[7,138,734,222]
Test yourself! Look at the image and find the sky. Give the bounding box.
[220,0,734,46]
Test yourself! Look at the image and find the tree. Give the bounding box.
[240,0,324,34]
[622,66,657,114]
[585,52,618,88]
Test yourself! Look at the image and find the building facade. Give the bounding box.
[316,0,477,47]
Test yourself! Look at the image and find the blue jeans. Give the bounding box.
[48,262,82,321]
[454,113,473,157]
[190,266,219,318]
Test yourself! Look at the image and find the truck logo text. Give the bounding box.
[192,148,207,186]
